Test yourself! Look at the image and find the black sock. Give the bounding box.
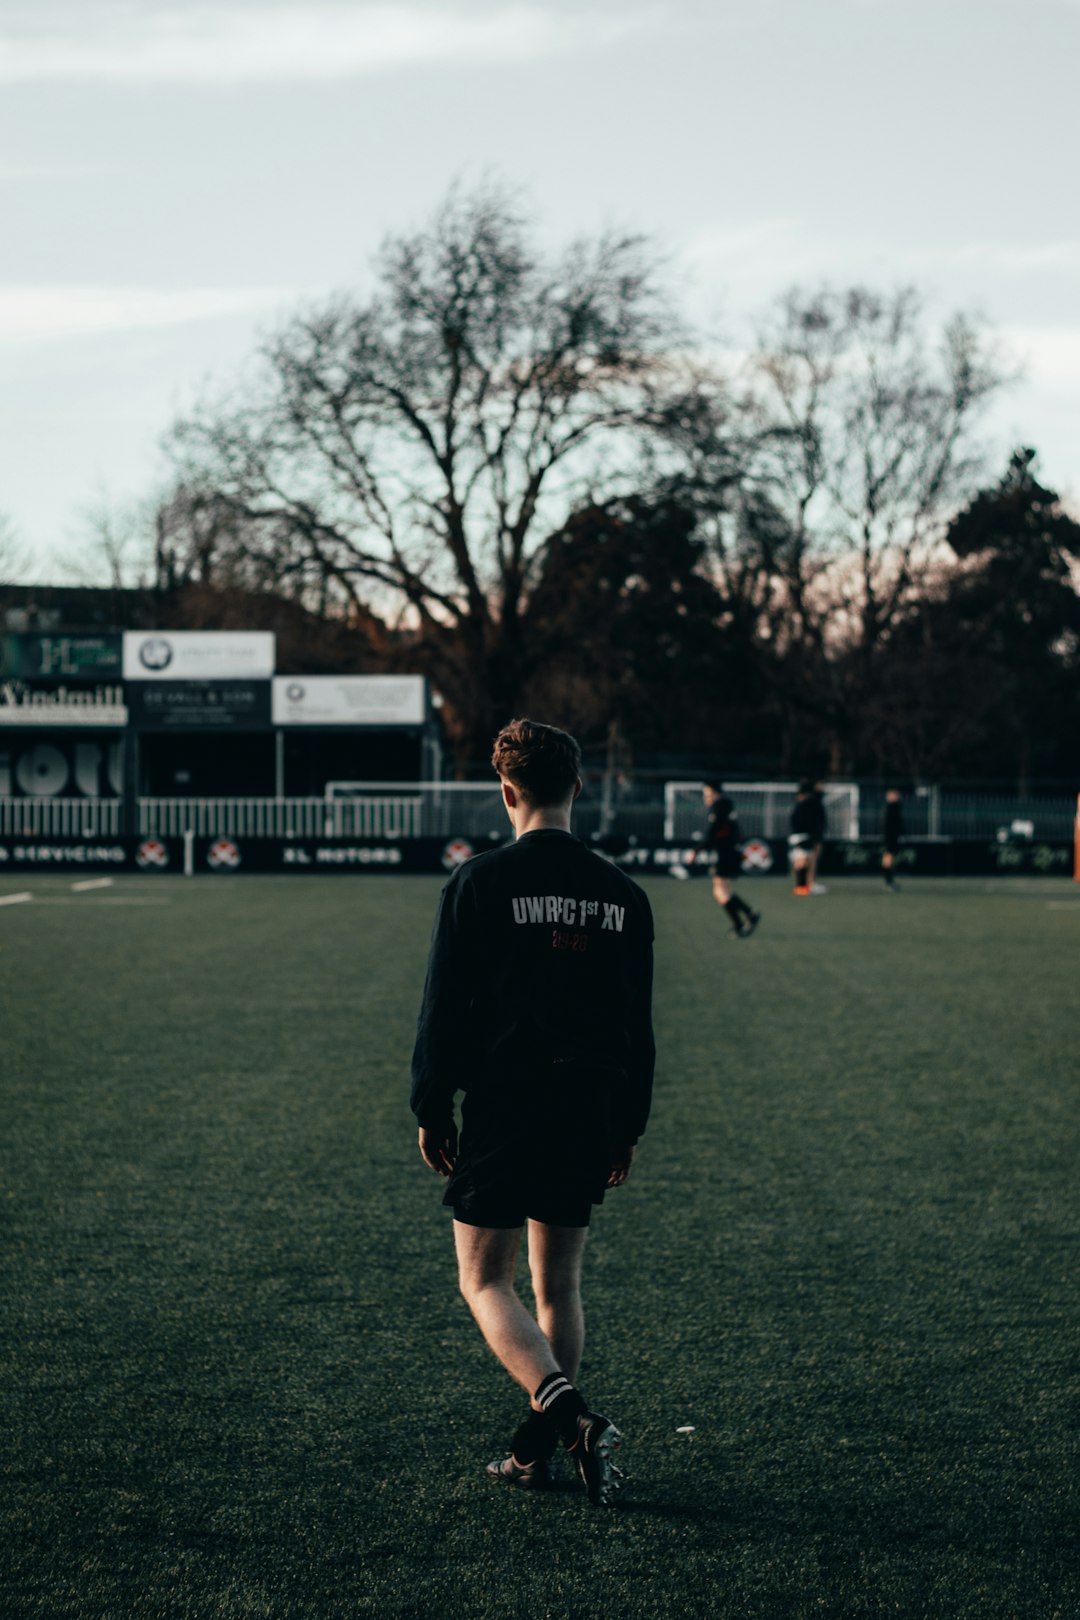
[534,1373,588,1447]
[732,893,753,920]
[724,899,743,927]
[510,1409,557,1466]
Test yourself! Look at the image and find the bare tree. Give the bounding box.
[0,512,31,585]
[62,490,153,590]
[723,285,1006,768]
[167,183,687,759]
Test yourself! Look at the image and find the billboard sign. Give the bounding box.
[123,631,275,681]
[272,675,426,726]
[0,736,123,797]
[0,681,127,727]
[0,633,123,680]
[126,681,272,730]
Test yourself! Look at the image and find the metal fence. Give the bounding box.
[855,787,1076,842]
[138,797,424,839]
[663,781,862,842]
[0,786,1075,844]
[0,798,122,837]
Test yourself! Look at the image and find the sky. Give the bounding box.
[2,0,1078,581]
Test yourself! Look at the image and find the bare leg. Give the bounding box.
[527,1221,588,1393]
[454,1221,563,1397]
[711,875,732,908]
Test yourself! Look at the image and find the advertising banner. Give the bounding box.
[0,736,123,798]
[0,633,123,680]
[817,839,1074,878]
[123,631,275,681]
[0,836,488,872]
[0,837,1071,876]
[272,675,426,726]
[191,836,491,872]
[0,681,127,727]
[126,681,272,730]
[606,839,1076,879]
[0,839,137,869]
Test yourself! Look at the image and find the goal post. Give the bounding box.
[323,780,509,840]
[663,780,861,842]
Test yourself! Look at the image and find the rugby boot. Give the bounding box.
[566,1412,624,1506]
[485,1454,552,1490]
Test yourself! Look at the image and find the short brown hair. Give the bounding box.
[491,718,582,807]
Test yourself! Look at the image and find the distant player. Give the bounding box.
[788,780,820,896]
[411,718,655,1506]
[697,782,760,937]
[883,788,904,890]
[807,782,828,894]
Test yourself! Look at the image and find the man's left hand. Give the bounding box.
[607,1145,635,1188]
[419,1121,458,1177]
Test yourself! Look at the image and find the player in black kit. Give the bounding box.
[789,780,824,895]
[882,788,904,890]
[411,718,655,1506]
[696,782,760,937]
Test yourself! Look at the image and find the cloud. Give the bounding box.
[914,242,1080,274]
[679,219,890,317]
[0,3,650,84]
[0,162,115,182]
[1000,324,1080,385]
[0,286,291,342]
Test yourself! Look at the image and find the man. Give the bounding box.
[788,780,820,896]
[807,782,829,895]
[411,718,655,1507]
[882,787,904,890]
[697,782,760,937]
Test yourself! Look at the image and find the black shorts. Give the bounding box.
[443,1059,616,1229]
[712,847,741,879]
[449,1185,595,1229]
[884,840,901,856]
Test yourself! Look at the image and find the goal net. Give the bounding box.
[324,780,509,840]
[663,781,861,842]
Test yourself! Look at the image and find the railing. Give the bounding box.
[0,798,122,837]
[0,789,1075,845]
[664,781,861,841]
[856,789,1076,842]
[137,797,423,839]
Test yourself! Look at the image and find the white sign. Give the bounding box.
[0,683,128,727]
[272,675,426,726]
[123,632,275,681]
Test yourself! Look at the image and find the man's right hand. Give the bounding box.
[607,1146,635,1188]
[418,1121,458,1177]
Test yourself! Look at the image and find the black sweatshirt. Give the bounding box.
[790,796,825,840]
[411,829,655,1147]
[706,796,739,847]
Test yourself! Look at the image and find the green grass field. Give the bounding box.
[2,872,1078,1619]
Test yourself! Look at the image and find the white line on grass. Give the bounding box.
[71,877,115,892]
[28,899,171,907]
[1046,901,1080,910]
[0,891,32,906]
